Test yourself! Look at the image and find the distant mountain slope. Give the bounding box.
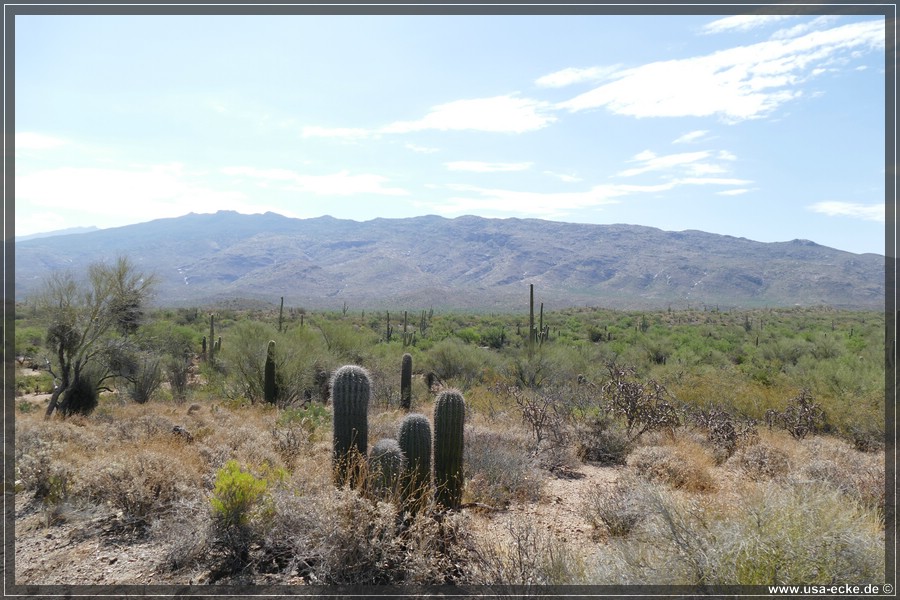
[15,226,99,241]
[14,211,884,310]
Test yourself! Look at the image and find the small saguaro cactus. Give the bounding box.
[400,353,413,410]
[331,365,371,488]
[433,389,466,509]
[398,413,432,512]
[264,340,277,404]
[369,438,406,498]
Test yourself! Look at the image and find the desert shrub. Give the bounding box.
[471,517,586,585]
[626,443,715,492]
[573,415,633,466]
[583,475,648,538]
[17,450,71,507]
[166,355,191,402]
[764,388,826,440]
[128,355,163,403]
[209,460,276,570]
[316,319,376,364]
[591,481,884,586]
[601,363,680,440]
[425,337,494,389]
[464,425,542,507]
[794,437,885,517]
[729,442,791,481]
[259,487,474,585]
[88,447,201,530]
[691,407,759,464]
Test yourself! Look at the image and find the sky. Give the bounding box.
[13,10,889,255]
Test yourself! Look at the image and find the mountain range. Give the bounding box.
[14,211,885,311]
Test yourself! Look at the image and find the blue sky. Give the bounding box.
[14,12,887,255]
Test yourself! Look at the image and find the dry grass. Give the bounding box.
[14,387,887,587]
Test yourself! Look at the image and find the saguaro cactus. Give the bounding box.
[369,438,406,497]
[264,340,277,404]
[398,413,432,511]
[400,353,413,410]
[331,365,371,487]
[208,314,216,364]
[433,389,465,509]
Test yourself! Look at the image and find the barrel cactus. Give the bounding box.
[433,389,465,509]
[369,438,406,498]
[331,365,371,488]
[398,413,432,511]
[263,340,276,404]
[400,353,413,410]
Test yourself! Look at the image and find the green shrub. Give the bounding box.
[209,460,269,529]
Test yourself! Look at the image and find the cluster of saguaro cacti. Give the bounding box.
[331,365,371,488]
[400,353,412,410]
[264,340,277,404]
[433,389,466,509]
[330,363,466,512]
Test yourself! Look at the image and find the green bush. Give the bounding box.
[209,460,269,529]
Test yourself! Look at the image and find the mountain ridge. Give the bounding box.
[14,211,884,311]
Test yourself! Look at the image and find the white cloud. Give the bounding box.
[557,19,884,122]
[445,161,533,173]
[717,188,751,196]
[618,150,713,177]
[543,171,583,183]
[770,15,840,40]
[701,15,795,35]
[807,201,884,222]
[381,95,556,134]
[676,177,753,186]
[718,150,738,161]
[673,130,709,144]
[435,182,670,217]
[301,126,372,140]
[534,65,622,88]
[222,166,409,196]
[16,164,253,222]
[405,143,440,154]
[16,132,68,150]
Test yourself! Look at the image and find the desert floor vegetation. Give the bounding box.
[12,288,888,589]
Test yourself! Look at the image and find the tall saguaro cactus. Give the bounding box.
[433,389,466,509]
[400,353,413,410]
[331,365,371,488]
[264,340,277,404]
[208,313,216,364]
[398,413,432,512]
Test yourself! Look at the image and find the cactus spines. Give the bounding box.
[264,340,276,404]
[369,438,406,497]
[331,365,371,488]
[433,389,465,509]
[398,413,432,511]
[400,353,413,410]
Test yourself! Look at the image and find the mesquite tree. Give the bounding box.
[41,257,155,418]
